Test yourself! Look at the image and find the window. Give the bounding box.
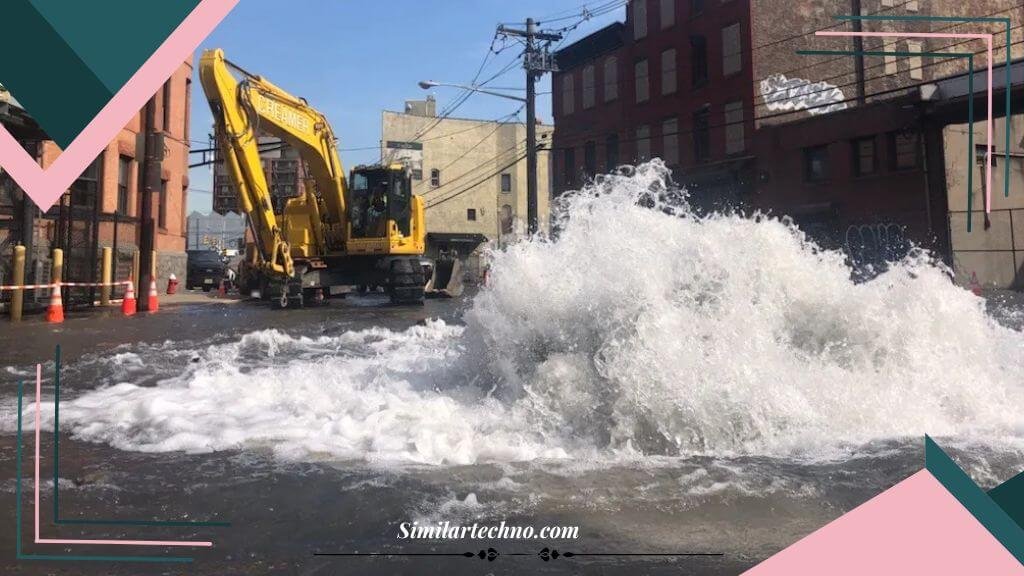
[159,179,168,229]
[691,35,708,86]
[184,78,191,141]
[661,49,677,95]
[604,57,619,102]
[501,173,512,193]
[724,101,744,154]
[722,23,742,76]
[884,39,897,75]
[561,74,575,115]
[660,0,675,28]
[71,157,101,208]
[563,147,576,187]
[693,106,710,162]
[906,40,923,80]
[803,145,830,182]
[634,0,648,39]
[890,131,920,170]
[662,118,679,166]
[853,137,877,176]
[690,0,705,16]
[117,156,131,214]
[636,125,651,160]
[606,134,620,170]
[467,208,477,221]
[634,59,649,103]
[430,168,440,187]
[162,80,172,133]
[584,141,597,177]
[582,64,596,109]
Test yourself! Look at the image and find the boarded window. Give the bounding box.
[890,131,919,169]
[634,0,647,39]
[693,107,710,162]
[906,40,923,80]
[501,173,512,193]
[636,125,651,160]
[691,35,708,86]
[635,59,649,103]
[722,23,742,76]
[582,64,596,109]
[853,137,876,176]
[661,49,677,95]
[804,146,829,181]
[660,0,675,28]
[606,134,620,170]
[884,39,897,75]
[604,57,619,102]
[724,101,744,154]
[562,74,575,115]
[662,118,679,166]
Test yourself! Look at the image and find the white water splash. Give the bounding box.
[37,161,1024,465]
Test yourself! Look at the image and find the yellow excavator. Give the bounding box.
[199,48,430,308]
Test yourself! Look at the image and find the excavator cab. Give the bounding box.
[348,165,413,240]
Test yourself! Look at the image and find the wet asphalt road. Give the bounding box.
[0,292,749,576]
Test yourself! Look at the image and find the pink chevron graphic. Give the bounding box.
[817,30,995,213]
[0,0,238,212]
[744,470,1023,575]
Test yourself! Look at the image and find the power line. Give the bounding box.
[551,36,1024,153]
[426,148,531,210]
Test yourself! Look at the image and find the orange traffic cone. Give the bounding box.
[969,272,983,296]
[147,278,160,313]
[121,280,137,316]
[46,283,64,324]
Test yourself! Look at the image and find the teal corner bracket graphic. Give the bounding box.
[795,49,981,232]
[50,345,230,528]
[15,381,192,564]
[925,435,1024,565]
[837,15,1014,201]
[0,0,202,148]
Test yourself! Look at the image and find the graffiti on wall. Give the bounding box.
[759,74,848,116]
[844,223,910,272]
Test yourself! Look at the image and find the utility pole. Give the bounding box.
[138,96,163,311]
[497,19,561,235]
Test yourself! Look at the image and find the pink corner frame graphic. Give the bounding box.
[817,30,995,213]
[31,365,212,548]
[0,0,238,212]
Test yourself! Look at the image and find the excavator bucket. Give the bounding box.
[425,256,463,299]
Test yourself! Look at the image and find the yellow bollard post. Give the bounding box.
[132,249,141,298]
[11,245,25,322]
[100,247,112,306]
[51,248,63,286]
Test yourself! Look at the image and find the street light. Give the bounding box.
[418,80,526,103]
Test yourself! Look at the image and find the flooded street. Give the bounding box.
[2,169,1024,575]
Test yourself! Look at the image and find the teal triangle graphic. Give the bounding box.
[989,471,1024,532]
[0,0,200,149]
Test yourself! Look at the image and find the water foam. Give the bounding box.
[46,161,1024,464]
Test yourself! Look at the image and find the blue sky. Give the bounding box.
[187,0,624,212]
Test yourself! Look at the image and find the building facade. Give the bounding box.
[0,61,193,308]
[553,1,1022,200]
[212,136,307,216]
[382,102,553,279]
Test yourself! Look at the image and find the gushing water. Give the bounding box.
[38,162,1024,465]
